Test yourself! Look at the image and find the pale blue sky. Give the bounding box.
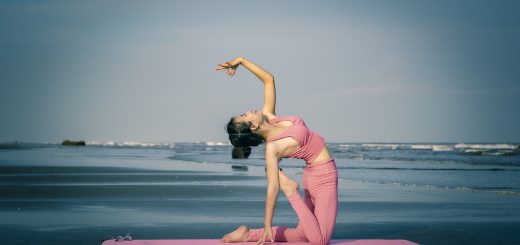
[1,0,519,143]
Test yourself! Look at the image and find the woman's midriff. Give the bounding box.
[307,146,334,165]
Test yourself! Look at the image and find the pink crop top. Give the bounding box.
[266,115,327,163]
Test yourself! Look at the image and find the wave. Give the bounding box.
[87,141,176,149]
[327,150,520,166]
[338,167,518,171]
[347,179,520,196]
[410,144,453,151]
[86,141,232,149]
[329,144,519,165]
[335,143,518,151]
[361,143,400,150]
[463,149,484,155]
[462,149,517,156]
[455,143,518,150]
[487,151,517,156]
[168,155,519,172]
[205,141,231,146]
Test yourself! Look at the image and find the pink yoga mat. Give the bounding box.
[101,239,418,245]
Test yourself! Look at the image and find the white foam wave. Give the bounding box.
[205,141,230,146]
[87,141,175,148]
[410,144,453,151]
[486,151,516,156]
[455,143,518,150]
[349,179,520,196]
[361,143,400,150]
[410,145,431,150]
[463,149,489,156]
[432,145,454,151]
[465,149,483,153]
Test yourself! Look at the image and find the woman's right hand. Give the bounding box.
[256,225,274,245]
[215,57,243,77]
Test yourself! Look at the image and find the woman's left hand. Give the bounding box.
[215,57,242,77]
[256,226,274,245]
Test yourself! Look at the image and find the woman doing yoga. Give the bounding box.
[216,57,338,245]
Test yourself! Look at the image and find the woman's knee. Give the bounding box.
[308,231,333,245]
[309,238,330,245]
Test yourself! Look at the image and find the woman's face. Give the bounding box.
[234,110,263,128]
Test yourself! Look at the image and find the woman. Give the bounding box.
[216,57,338,245]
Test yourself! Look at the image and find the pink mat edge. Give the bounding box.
[101,239,418,245]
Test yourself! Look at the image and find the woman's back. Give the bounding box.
[266,116,332,164]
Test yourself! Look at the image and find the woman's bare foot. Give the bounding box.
[279,170,300,198]
[221,225,251,243]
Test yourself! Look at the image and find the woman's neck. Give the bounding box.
[255,122,286,140]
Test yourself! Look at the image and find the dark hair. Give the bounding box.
[226,117,263,147]
[232,146,251,159]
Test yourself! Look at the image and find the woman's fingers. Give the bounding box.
[256,237,264,245]
[215,66,226,72]
[215,64,231,76]
[216,66,235,77]
[216,63,229,69]
[267,231,273,242]
[215,63,230,71]
[216,61,239,77]
[256,233,267,245]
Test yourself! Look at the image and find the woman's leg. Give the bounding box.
[306,168,338,245]
[286,161,338,245]
[247,164,338,244]
[247,170,313,242]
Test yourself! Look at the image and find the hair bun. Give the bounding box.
[232,146,251,159]
[226,117,264,147]
[229,134,263,147]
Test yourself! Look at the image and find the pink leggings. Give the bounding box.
[248,159,338,245]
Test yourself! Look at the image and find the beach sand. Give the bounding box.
[1,145,520,244]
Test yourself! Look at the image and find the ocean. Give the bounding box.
[1,142,519,245]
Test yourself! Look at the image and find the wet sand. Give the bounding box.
[1,163,520,245]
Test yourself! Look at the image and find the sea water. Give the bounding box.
[170,142,520,195]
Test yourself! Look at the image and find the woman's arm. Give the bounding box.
[255,143,279,244]
[240,58,276,116]
[216,57,276,115]
[263,143,280,228]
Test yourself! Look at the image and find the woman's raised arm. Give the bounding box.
[216,57,276,115]
[240,58,276,116]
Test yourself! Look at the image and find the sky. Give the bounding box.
[1,0,519,143]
